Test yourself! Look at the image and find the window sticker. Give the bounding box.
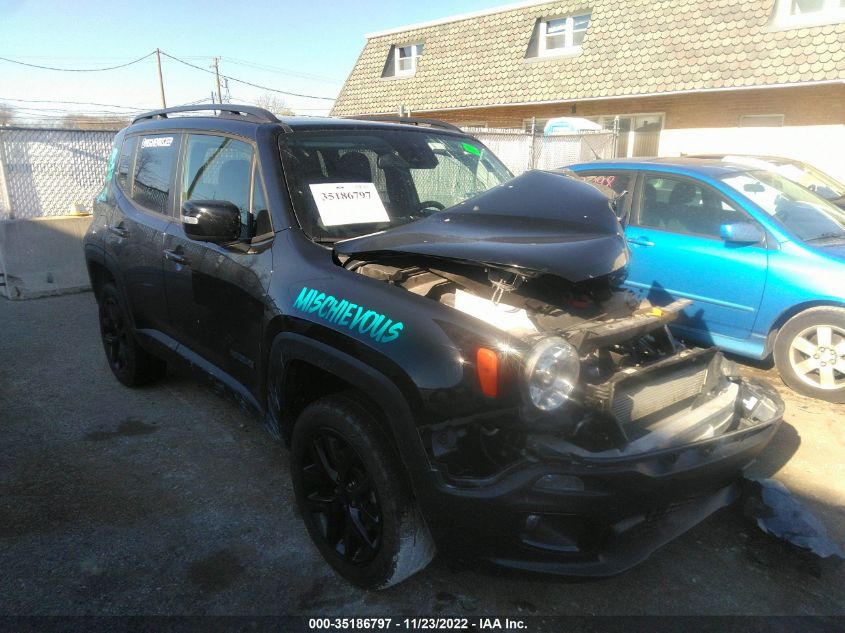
[96,145,120,202]
[462,142,481,157]
[141,136,173,148]
[104,146,119,181]
[309,182,389,226]
[588,174,616,188]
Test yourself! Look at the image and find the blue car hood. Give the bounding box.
[335,170,628,283]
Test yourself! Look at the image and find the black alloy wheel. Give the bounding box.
[291,392,435,588]
[301,429,382,565]
[100,295,131,375]
[96,282,166,387]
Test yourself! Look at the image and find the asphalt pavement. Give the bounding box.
[1,292,843,616]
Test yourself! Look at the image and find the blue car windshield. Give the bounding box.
[721,170,845,243]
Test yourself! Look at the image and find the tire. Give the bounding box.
[97,282,166,387]
[291,392,435,589]
[773,306,845,403]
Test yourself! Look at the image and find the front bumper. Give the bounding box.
[416,379,784,577]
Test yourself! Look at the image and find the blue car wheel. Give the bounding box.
[773,307,845,403]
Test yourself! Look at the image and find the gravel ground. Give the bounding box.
[1,292,843,616]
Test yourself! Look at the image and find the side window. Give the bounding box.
[132,134,176,214]
[116,135,137,192]
[579,172,633,218]
[639,175,746,238]
[581,172,632,197]
[182,134,254,239]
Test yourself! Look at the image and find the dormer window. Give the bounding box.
[538,14,590,56]
[396,43,423,76]
[790,0,844,14]
[773,0,845,27]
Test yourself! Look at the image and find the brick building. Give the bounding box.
[331,0,845,179]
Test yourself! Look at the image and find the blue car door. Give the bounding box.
[624,172,769,344]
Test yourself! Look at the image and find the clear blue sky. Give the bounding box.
[0,0,512,118]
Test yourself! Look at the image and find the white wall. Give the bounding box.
[658,125,845,183]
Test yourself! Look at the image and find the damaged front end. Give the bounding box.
[335,170,784,574]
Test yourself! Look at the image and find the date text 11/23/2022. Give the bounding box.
[307,618,527,630]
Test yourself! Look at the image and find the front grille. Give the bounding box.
[611,363,708,425]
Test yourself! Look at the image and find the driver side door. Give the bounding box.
[163,132,273,390]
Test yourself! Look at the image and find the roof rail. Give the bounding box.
[132,104,279,124]
[345,115,463,133]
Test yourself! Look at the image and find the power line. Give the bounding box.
[159,51,336,102]
[0,52,155,72]
[224,57,343,84]
[2,97,218,120]
[0,97,148,111]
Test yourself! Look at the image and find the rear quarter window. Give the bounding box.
[115,136,137,193]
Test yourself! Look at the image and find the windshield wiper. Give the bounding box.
[805,231,845,243]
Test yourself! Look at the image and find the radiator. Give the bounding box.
[611,363,709,425]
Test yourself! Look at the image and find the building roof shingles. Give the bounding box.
[331,0,845,115]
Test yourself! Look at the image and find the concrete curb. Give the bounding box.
[0,215,93,300]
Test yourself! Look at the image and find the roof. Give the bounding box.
[331,0,845,116]
[567,157,753,177]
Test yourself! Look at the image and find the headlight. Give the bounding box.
[523,337,580,411]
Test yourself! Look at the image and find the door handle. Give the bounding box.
[626,236,655,247]
[163,249,189,265]
[108,225,129,238]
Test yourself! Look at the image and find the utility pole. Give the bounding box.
[155,48,167,108]
[212,57,223,105]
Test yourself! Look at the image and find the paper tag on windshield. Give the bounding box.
[309,182,389,227]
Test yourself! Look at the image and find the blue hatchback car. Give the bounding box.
[568,158,845,403]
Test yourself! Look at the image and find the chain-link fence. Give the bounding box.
[0,127,116,220]
[0,125,616,219]
[462,127,616,176]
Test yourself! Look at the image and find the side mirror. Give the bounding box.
[181,200,241,244]
[720,221,764,244]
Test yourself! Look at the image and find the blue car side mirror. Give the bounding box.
[720,222,764,244]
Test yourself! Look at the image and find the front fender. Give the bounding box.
[266,332,432,488]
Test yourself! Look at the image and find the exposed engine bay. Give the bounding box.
[332,169,780,481]
[343,257,782,480]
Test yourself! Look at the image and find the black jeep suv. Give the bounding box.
[85,104,784,589]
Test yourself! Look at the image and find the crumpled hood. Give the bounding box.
[335,170,629,283]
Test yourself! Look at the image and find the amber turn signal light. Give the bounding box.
[476,347,499,397]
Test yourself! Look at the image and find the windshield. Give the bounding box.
[721,170,845,243]
[767,160,845,200]
[279,128,513,242]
